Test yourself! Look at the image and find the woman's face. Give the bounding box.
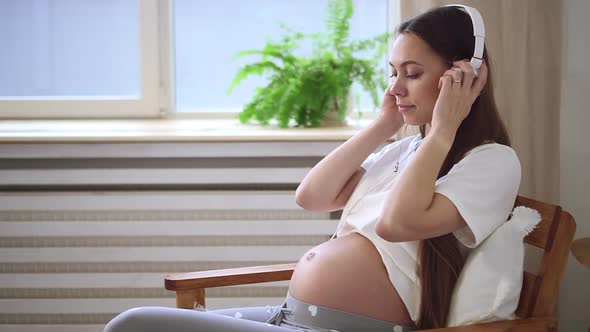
[388,32,448,126]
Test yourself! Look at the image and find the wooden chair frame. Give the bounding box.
[165,195,576,331]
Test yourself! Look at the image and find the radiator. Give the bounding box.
[0,141,342,331]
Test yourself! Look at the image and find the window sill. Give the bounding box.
[0,118,374,143]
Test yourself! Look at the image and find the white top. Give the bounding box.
[335,134,521,323]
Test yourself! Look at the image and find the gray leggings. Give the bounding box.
[103,293,415,332]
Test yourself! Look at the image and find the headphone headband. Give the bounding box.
[445,4,485,75]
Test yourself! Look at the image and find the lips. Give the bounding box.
[397,104,415,113]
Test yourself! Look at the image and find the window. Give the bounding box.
[0,0,159,118]
[0,0,398,119]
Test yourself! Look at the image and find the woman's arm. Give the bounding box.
[295,119,398,212]
[375,131,465,241]
[296,88,403,212]
[376,61,488,241]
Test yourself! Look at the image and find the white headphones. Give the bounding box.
[445,4,486,76]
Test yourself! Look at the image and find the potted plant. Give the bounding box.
[227,0,390,128]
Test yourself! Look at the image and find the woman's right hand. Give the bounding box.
[373,85,404,137]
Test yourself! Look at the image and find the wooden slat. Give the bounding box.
[513,196,577,320]
[515,196,560,249]
[176,289,204,309]
[532,212,577,317]
[516,272,541,318]
[165,263,296,291]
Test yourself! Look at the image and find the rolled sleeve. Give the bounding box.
[435,144,521,248]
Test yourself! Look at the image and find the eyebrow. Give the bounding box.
[388,60,423,68]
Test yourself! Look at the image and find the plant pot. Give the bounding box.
[320,94,354,127]
[320,109,347,127]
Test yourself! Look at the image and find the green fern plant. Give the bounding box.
[228,0,389,128]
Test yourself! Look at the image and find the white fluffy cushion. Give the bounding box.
[447,206,542,326]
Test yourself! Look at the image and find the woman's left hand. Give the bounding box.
[430,60,488,142]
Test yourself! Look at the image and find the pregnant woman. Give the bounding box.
[104,4,520,332]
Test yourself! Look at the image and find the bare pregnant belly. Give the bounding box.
[288,233,413,325]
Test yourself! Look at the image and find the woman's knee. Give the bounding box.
[104,307,167,332]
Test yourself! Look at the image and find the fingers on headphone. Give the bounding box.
[439,73,454,91]
[445,68,463,88]
[453,61,477,91]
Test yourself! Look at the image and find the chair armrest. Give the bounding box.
[164,263,296,291]
[420,317,556,332]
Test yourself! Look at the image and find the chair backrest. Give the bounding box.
[514,195,576,318]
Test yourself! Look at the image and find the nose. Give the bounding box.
[388,77,407,97]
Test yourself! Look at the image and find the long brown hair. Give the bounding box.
[397,6,511,329]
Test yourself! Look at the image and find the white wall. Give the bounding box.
[558,0,590,330]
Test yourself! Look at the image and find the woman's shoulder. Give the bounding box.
[463,142,521,172]
[465,142,518,158]
[440,142,521,193]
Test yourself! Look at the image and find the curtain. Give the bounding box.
[399,0,562,203]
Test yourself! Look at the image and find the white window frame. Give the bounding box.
[0,0,162,119]
[0,0,399,120]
